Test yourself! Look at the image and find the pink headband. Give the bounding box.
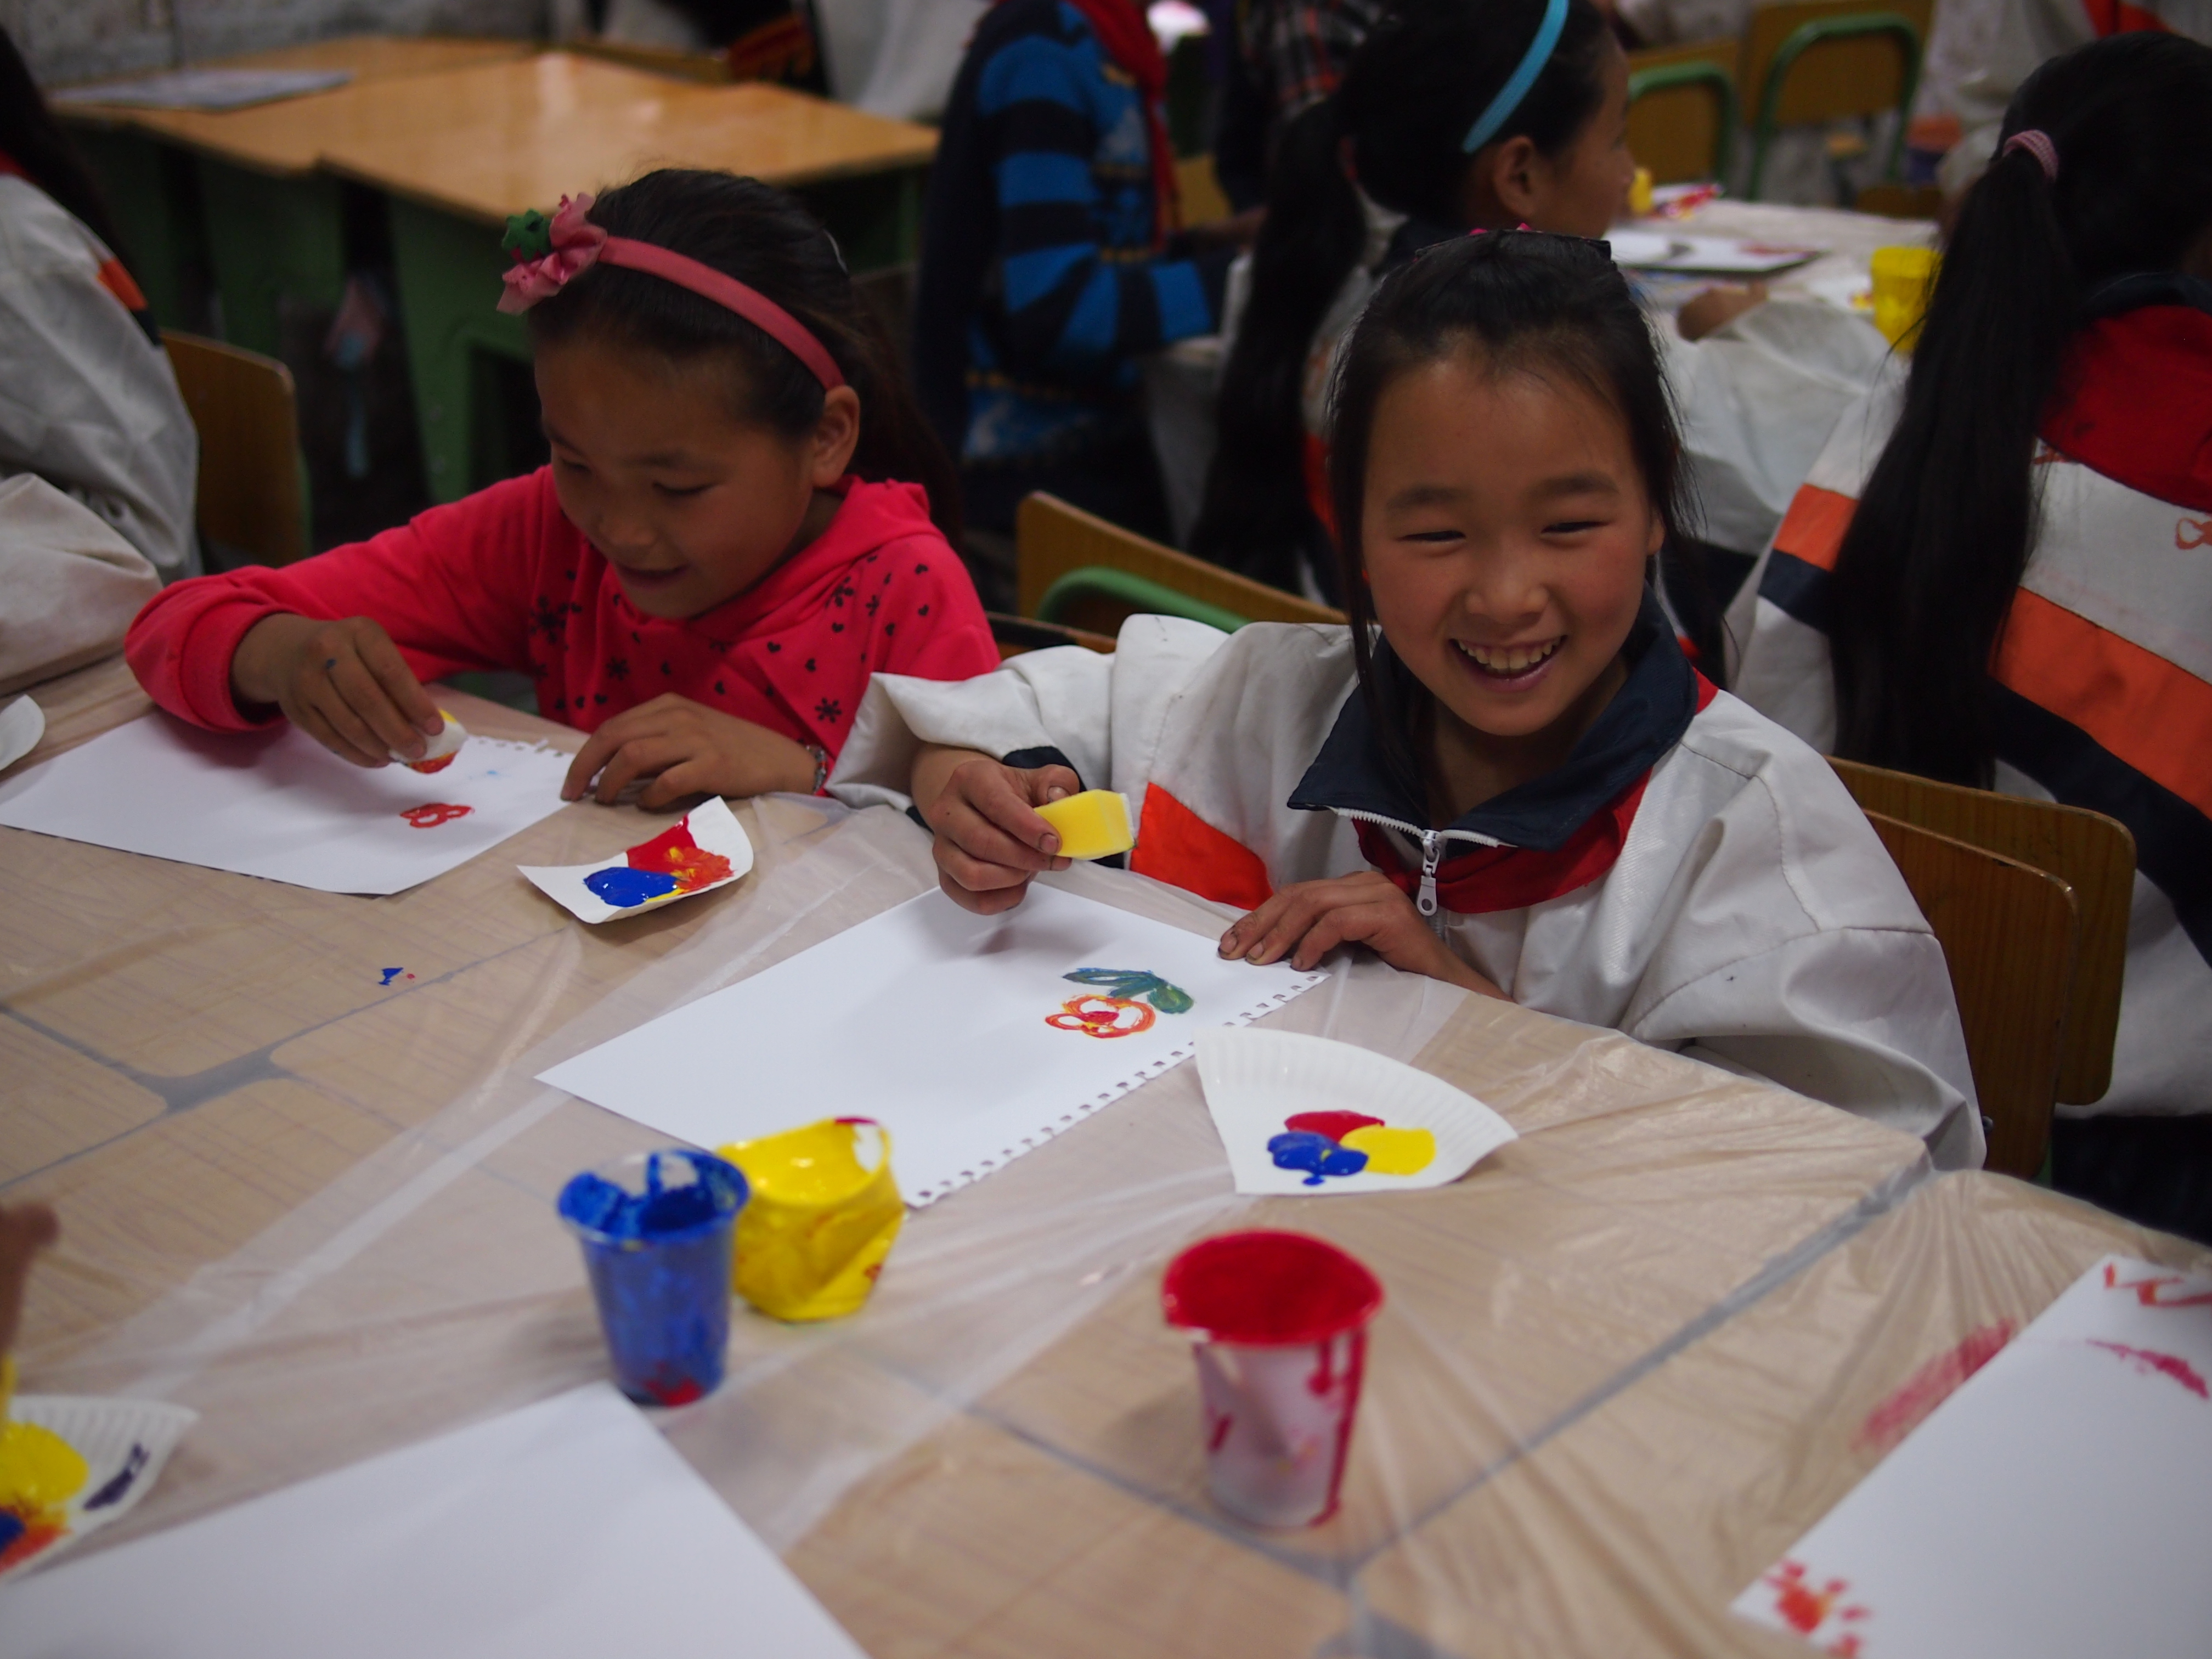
[498,194,846,392]
[2003,129,2059,183]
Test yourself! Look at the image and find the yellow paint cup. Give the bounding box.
[719,1118,904,1322]
[1628,165,1655,218]
[1869,245,1940,348]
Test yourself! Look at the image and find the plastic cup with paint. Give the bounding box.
[1869,245,1940,347]
[1160,1230,1384,1528]
[1032,789,1135,860]
[556,1149,747,1407]
[1628,164,1655,217]
[718,1118,903,1322]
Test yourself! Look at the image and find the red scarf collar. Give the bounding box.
[1355,672,1718,916]
[1001,0,1180,247]
[2041,301,2212,512]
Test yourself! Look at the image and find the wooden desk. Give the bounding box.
[306,54,937,503]
[60,37,539,352]
[13,655,2171,1655]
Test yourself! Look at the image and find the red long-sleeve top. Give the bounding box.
[126,469,998,756]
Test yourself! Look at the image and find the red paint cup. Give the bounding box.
[1160,1230,1384,1528]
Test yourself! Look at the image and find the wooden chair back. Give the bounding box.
[1741,0,1929,126]
[163,330,309,568]
[1864,810,2078,1179]
[1014,493,1344,637]
[1627,40,1740,184]
[1831,758,2135,1106]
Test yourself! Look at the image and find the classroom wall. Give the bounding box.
[5,0,544,84]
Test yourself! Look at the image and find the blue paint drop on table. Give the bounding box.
[584,866,683,908]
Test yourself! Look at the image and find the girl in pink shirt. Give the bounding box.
[128,170,997,806]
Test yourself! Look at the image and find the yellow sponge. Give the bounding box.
[1034,789,1135,860]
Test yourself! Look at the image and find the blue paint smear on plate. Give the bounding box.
[584,866,683,908]
[83,1444,148,1510]
[1268,1131,1369,1186]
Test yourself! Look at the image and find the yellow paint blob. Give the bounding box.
[0,1419,89,1512]
[1341,1124,1436,1177]
[1033,790,1135,861]
[720,1119,904,1323]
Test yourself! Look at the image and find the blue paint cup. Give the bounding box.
[557,1149,748,1407]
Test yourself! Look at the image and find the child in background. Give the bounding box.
[914,0,1250,545]
[0,26,196,581]
[128,172,997,808]
[838,232,1982,1166]
[1192,0,1886,620]
[1729,35,2212,1237]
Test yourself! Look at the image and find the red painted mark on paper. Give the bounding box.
[1855,1321,2015,1454]
[1760,1560,1869,1655]
[2179,516,2212,551]
[2081,1340,2210,1399]
[399,803,473,828]
[1284,1110,1385,1142]
[2102,1261,2212,1308]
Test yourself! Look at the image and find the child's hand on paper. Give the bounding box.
[1677,281,1769,341]
[0,1201,58,1361]
[231,613,445,766]
[1218,872,1508,997]
[562,695,816,807]
[915,744,1075,915]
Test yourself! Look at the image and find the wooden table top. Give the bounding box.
[58,46,936,202]
[314,55,937,224]
[52,36,539,173]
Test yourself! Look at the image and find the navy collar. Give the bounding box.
[2082,270,2212,324]
[1288,595,1699,850]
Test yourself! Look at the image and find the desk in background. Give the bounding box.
[7,654,2199,1655]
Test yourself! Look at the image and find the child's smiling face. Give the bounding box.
[1360,346,1664,798]
[535,337,860,621]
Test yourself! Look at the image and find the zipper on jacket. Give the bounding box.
[1416,830,1442,917]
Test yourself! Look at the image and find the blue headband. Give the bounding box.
[1462,0,1570,153]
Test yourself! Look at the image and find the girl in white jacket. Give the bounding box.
[836,230,1982,1165]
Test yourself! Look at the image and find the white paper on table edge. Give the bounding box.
[516,797,755,923]
[0,694,44,772]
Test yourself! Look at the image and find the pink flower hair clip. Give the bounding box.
[498,194,607,314]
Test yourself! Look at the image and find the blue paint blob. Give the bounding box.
[1268,1131,1369,1186]
[0,1510,22,1554]
[83,1444,148,1510]
[585,866,683,908]
[379,967,404,986]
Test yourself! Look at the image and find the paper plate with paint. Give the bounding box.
[520,797,754,924]
[1,1394,197,1578]
[1197,1028,1516,1195]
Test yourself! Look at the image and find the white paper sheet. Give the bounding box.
[540,883,1325,1204]
[1198,1028,1516,1195]
[518,796,755,923]
[0,1384,868,1658]
[0,713,574,895]
[52,67,353,109]
[1733,1255,2212,1658]
[1610,231,1823,274]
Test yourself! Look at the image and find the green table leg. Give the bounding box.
[386,196,531,504]
[69,126,206,331]
[193,158,348,359]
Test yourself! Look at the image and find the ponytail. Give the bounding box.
[528,169,962,542]
[1189,0,1613,590]
[1830,32,2212,782]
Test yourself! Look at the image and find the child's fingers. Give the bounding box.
[935,861,1033,915]
[354,627,443,739]
[295,685,394,769]
[1013,764,1083,808]
[932,791,1061,876]
[955,764,1065,859]
[590,737,681,806]
[562,715,656,800]
[1282,897,1400,970]
[325,651,428,761]
[635,759,714,811]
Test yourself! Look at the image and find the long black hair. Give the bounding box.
[1188,0,1613,591]
[0,25,131,262]
[1828,32,2212,783]
[1325,230,1685,805]
[528,169,961,541]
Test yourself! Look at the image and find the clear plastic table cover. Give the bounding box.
[7,661,2198,1657]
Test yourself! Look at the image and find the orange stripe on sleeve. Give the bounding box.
[97,257,148,314]
[1127,783,1274,911]
[1994,589,2212,819]
[1772,484,1857,572]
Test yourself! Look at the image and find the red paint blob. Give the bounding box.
[1161,1231,1383,1346]
[2084,1339,2211,1398]
[1855,1321,2014,1453]
[1284,1110,1384,1143]
[399,802,473,828]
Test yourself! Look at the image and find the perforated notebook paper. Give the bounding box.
[540,884,1325,1205]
